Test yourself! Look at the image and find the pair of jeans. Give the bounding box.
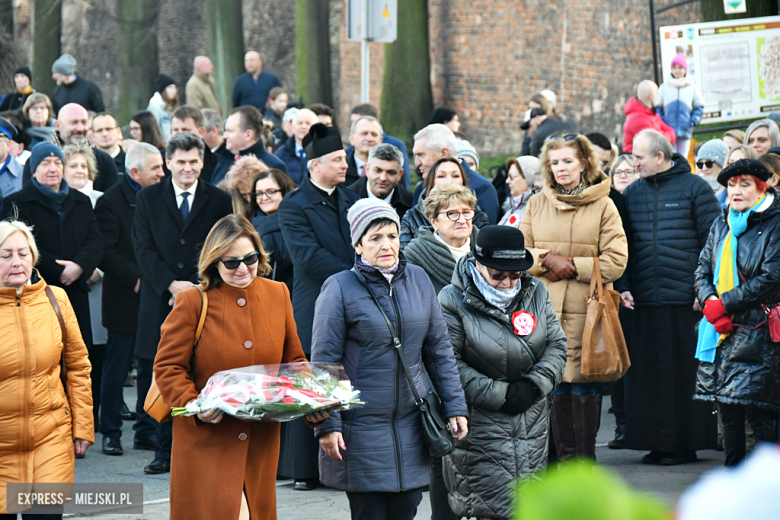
[99,332,136,439]
[346,489,423,520]
[719,403,778,466]
[134,357,172,460]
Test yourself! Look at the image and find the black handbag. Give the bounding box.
[351,269,455,458]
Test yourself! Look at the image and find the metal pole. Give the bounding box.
[360,0,370,103]
[650,0,660,85]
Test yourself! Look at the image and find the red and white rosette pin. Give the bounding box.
[508,214,519,227]
[512,311,537,336]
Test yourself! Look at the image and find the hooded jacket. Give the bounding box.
[438,257,567,519]
[622,96,676,152]
[658,77,705,140]
[694,193,780,412]
[520,174,628,382]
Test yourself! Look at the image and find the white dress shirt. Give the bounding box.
[173,179,198,209]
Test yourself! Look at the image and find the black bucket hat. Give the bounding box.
[473,225,533,272]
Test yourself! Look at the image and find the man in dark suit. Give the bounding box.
[211,105,289,185]
[278,123,358,490]
[22,103,119,192]
[274,108,318,185]
[347,142,413,220]
[90,113,125,175]
[171,105,218,183]
[345,115,384,186]
[95,143,165,457]
[132,132,232,474]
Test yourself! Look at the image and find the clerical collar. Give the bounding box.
[310,177,335,196]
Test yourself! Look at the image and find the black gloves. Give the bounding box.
[499,379,540,416]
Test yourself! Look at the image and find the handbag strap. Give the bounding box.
[194,286,208,347]
[45,286,68,396]
[351,269,424,405]
[588,257,605,302]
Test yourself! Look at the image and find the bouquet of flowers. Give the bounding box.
[171,363,363,422]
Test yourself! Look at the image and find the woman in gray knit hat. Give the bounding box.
[311,197,468,520]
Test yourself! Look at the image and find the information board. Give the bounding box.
[659,16,780,125]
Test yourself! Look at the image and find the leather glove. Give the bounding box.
[703,299,728,324]
[499,379,539,416]
[542,253,577,279]
[542,270,562,282]
[713,315,734,335]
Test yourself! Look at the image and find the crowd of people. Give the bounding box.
[1,48,780,520]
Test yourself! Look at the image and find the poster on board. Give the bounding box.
[659,16,780,125]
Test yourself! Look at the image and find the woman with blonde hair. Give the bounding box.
[62,143,100,204]
[0,219,93,517]
[520,133,628,459]
[221,155,268,219]
[154,214,315,520]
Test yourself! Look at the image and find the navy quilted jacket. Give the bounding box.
[622,154,720,306]
[311,254,468,493]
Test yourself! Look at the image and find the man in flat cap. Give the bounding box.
[51,53,105,115]
[277,123,358,490]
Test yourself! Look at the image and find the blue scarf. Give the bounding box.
[32,177,69,214]
[125,172,142,193]
[467,259,522,313]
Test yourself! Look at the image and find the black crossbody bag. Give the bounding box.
[351,269,455,457]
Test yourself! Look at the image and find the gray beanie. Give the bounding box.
[696,139,729,168]
[52,54,77,76]
[457,140,480,171]
[347,198,400,246]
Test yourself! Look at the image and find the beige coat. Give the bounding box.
[520,175,628,383]
[0,272,93,513]
[185,72,222,115]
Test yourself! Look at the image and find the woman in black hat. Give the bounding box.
[147,74,178,143]
[438,225,567,520]
[694,158,780,467]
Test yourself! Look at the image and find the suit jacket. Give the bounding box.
[278,176,358,354]
[347,175,413,220]
[211,140,289,186]
[273,136,305,185]
[132,177,232,358]
[23,144,119,193]
[113,148,126,175]
[344,151,362,188]
[95,177,143,335]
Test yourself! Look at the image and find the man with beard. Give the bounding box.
[22,103,119,192]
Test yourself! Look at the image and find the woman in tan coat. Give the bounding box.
[0,220,93,517]
[154,215,310,520]
[520,134,627,460]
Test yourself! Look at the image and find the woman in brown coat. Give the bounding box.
[520,134,627,460]
[0,220,93,517]
[154,214,309,520]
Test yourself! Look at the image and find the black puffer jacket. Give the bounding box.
[252,212,294,292]
[439,256,567,519]
[623,154,720,305]
[694,193,780,412]
[400,198,489,251]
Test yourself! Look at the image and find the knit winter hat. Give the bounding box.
[156,74,176,94]
[14,66,32,82]
[516,156,541,184]
[347,198,400,246]
[30,143,64,173]
[671,53,688,72]
[52,54,77,76]
[457,140,480,171]
[696,139,729,168]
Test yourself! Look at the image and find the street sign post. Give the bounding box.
[347,0,397,102]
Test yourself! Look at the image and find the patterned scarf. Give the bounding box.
[555,181,587,197]
[467,259,522,313]
[696,194,770,362]
[359,255,399,284]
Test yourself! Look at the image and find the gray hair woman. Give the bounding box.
[744,119,780,156]
[438,225,567,519]
[405,183,479,294]
[499,156,540,227]
[312,198,468,520]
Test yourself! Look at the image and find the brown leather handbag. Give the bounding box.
[581,258,630,382]
[144,287,208,423]
[45,286,69,396]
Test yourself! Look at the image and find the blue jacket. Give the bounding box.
[210,139,288,185]
[412,159,500,224]
[278,176,358,354]
[657,79,705,140]
[622,154,720,306]
[231,71,281,110]
[311,255,468,492]
[274,137,306,185]
[346,133,411,190]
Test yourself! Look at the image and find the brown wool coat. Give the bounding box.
[0,273,93,514]
[154,277,306,520]
[520,175,628,383]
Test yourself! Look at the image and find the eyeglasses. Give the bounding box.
[255,189,281,200]
[696,160,714,169]
[488,270,522,282]
[549,133,585,156]
[613,169,638,177]
[219,252,259,270]
[437,209,475,221]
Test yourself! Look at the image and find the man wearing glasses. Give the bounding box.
[90,113,125,174]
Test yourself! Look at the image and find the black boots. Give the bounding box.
[550,394,602,460]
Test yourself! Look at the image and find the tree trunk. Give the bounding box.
[701,0,776,21]
[31,0,62,97]
[380,0,433,144]
[206,0,244,116]
[0,0,13,38]
[295,0,333,106]
[116,0,160,125]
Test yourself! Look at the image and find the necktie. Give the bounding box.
[360,163,367,177]
[299,150,306,162]
[181,192,190,222]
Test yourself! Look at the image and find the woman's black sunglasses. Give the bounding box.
[549,133,585,156]
[219,252,260,270]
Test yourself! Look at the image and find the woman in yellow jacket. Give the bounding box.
[0,220,93,517]
[520,134,627,460]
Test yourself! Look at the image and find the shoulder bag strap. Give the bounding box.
[351,268,424,405]
[45,286,68,396]
[194,286,208,347]
[593,257,605,301]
